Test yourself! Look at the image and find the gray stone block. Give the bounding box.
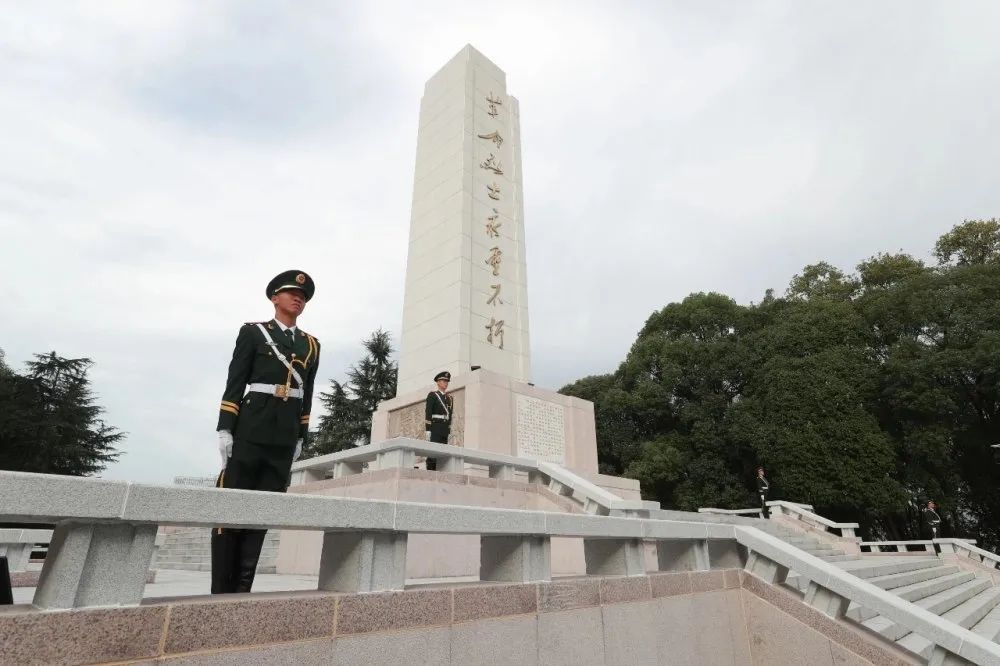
[394,501,545,535]
[333,461,363,478]
[707,540,745,569]
[451,615,539,665]
[656,539,709,572]
[481,535,551,583]
[334,626,450,665]
[121,483,396,531]
[33,521,157,609]
[744,550,788,585]
[489,464,516,481]
[538,607,606,665]
[2,544,31,572]
[546,513,643,538]
[0,471,128,522]
[642,520,708,540]
[318,531,407,593]
[803,581,849,618]
[438,455,465,474]
[376,448,415,469]
[584,538,644,576]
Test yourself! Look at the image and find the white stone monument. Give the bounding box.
[373,45,598,474]
[396,44,531,393]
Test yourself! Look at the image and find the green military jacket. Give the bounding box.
[217,320,320,446]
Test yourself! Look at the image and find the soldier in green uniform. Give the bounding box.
[423,371,452,471]
[211,270,321,594]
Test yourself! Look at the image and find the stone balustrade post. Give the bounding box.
[839,527,855,538]
[438,455,465,474]
[318,531,407,593]
[655,539,710,572]
[803,580,850,619]
[480,535,551,583]
[376,449,415,470]
[488,464,516,481]
[928,645,968,666]
[333,461,364,479]
[548,479,573,497]
[744,550,789,585]
[585,538,645,576]
[0,543,32,572]
[527,470,547,486]
[33,521,158,610]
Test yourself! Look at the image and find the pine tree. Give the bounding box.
[309,330,398,457]
[0,351,124,476]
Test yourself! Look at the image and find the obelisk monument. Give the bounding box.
[396,44,531,394]
[372,45,597,473]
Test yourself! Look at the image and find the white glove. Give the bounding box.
[294,439,303,462]
[218,430,234,467]
[425,431,431,441]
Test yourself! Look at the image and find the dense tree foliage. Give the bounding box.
[0,351,123,476]
[308,329,398,456]
[561,220,1000,547]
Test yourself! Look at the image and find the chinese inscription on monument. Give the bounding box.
[516,395,566,464]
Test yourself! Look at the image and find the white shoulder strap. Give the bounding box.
[255,323,304,387]
[434,391,450,418]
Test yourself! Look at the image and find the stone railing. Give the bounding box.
[3,470,1000,664]
[767,500,859,538]
[858,539,976,552]
[738,529,1000,665]
[292,438,659,516]
[0,528,52,572]
[698,507,765,518]
[936,539,999,568]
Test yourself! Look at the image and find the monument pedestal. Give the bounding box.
[371,369,599,475]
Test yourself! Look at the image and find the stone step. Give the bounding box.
[897,587,1000,659]
[847,571,973,622]
[803,548,845,558]
[970,598,1000,642]
[868,565,962,592]
[836,558,941,580]
[862,578,992,641]
[820,554,863,562]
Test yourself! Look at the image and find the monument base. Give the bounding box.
[372,369,599,475]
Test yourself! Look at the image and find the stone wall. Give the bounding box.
[0,569,915,665]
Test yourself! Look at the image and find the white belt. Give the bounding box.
[431,414,449,420]
[247,383,303,399]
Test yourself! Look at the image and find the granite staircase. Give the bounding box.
[754,522,1000,661]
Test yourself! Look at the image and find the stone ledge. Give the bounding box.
[740,570,920,666]
[10,569,157,588]
[0,570,748,663]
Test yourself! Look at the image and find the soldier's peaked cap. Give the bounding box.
[434,371,451,382]
[266,270,315,302]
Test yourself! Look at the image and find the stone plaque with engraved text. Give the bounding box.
[515,394,565,464]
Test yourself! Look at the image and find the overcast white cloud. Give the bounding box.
[2,1,998,482]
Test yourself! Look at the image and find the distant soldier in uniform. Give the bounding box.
[756,467,770,519]
[423,371,452,471]
[211,270,321,594]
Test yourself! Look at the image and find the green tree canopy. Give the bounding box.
[562,219,1000,547]
[0,351,123,476]
[309,329,398,457]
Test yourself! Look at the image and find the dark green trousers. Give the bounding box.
[211,438,295,594]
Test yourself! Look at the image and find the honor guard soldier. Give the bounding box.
[756,467,770,519]
[211,270,321,594]
[423,371,453,471]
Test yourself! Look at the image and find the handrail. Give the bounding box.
[292,437,658,515]
[766,500,859,538]
[734,526,1000,664]
[698,507,764,517]
[2,470,998,663]
[938,539,1000,568]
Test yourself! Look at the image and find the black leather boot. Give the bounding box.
[235,530,267,593]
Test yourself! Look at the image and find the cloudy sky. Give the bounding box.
[2,2,998,483]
